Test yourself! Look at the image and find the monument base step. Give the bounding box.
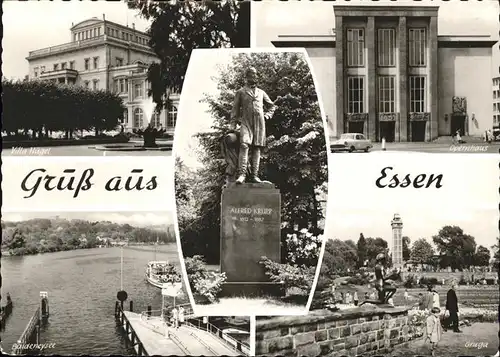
[221,282,285,298]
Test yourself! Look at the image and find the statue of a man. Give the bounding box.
[230,67,277,184]
[374,253,399,304]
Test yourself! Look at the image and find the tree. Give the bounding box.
[321,239,358,276]
[410,238,434,264]
[128,0,250,110]
[402,236,411,261]
[177,52,327,265]
[432,226,476,270]
[473,245,491,267]
[364,237,389,266]
[356,233,367,267]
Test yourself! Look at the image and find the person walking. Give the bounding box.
[445,282,461,333]
[418,293,426,310]
[178,306,185,327]
[404,289,409,303]
[426,307,443,356]
[171,307,179,329]
[431,288,440,309]
[425,285,435,311]
[353,291,359,306]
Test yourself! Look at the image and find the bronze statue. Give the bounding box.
[360,253,400,306]
[133,122,166,148]
[230,67,277,184]
[220,131,250,184]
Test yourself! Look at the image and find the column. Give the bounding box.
[398,16,408,142]
[367,17,377,141]
[428,16,439,141]
[335,16,344,137]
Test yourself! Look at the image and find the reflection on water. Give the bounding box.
[0,245,186,356]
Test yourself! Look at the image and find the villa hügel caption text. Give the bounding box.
[20,168,158,198]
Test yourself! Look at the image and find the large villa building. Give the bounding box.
[271,5,498,142]
[26,16,178,133]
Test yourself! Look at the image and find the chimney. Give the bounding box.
[102,13,106,21]
[132,23,135,30]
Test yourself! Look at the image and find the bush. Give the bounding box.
[419,277,441,287]
[259,256,315,293]
[184,255,226,303]
[404,274,417,288]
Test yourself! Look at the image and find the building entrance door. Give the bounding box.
[410,121,426,142]
[450,114,466,136]
[348,121,364,134]
[379,121,395,142]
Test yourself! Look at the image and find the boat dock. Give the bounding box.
[116,304,246,356]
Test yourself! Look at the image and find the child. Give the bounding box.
[426,307,443,356]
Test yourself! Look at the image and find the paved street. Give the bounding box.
[369,141,500,154]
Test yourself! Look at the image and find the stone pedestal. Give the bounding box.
[220,182,282,297]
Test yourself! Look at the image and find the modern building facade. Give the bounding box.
[494,77,500,130]
[26,16,178,133]
[272,5,497,142]
[391,213,403,268]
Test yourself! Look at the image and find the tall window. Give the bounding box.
[115,78,128,93]
[347,76,365,113]
[134,108,144,128]
[61,62,67,70]
[84,58,90,70]
[346,28,365,67]
[123,110,128,124]
[84,81,90,88]
[53,64,59,71]
[134,83,143,98]
[93,57,99,69]
[377,29,396,67]
[152,112,161,127]
[40,66,45,73]
[116,57,124,67]
[34,67,39,78]
[409,28,426,66]
[93,79,99,90]
[409,76,426,112]
[69,61,75,70]
[378,76,396,113]
[168,106,178,127]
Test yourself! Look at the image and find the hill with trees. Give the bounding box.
[1,218,175,256]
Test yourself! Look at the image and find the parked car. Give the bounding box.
[331,133,373,152]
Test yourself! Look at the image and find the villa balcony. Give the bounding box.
[27,35,155,60]
[40,69,79,80]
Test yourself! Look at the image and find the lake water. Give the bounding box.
[0,245,187,355]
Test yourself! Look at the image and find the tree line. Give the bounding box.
[1,218,175,256]
[2,80,124,140]
[321,226,494,278]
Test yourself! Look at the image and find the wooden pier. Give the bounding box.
[11,292,49,355]
[115,301,247,356]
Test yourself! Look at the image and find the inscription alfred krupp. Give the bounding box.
[228,206,273,223]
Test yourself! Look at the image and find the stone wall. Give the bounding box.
[256,305,409,357]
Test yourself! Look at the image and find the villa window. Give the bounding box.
[346,28,365,67]
[34,67,39,78]
[409,76,426,112]
[378,76,395,113]
[98,27,101,36]
[40,66,45,73]
[409,28,427,67]
[377,29,396,67]
[347,76,365,113]
[93,57,99,69]
[84,58,90,70]
[134,108,144,128]
[93,79,99,90]
[115,78,128,93]
[69,61,75,70]
[123,109,128,124]
[84,81,90,88]
[168,106,178,128]
[152,112,161,127]
[134,83,143,98]
[116,57,124,67]
[61,62,67,70]
[53,64,59,71]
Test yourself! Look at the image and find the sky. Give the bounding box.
[1,211,173,227]
[2,0,151,80]
[326,153,498,252]
[252,0,500,74]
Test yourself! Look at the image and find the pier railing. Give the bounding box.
[115,304,149,356]
[12,307,40,355]
[184,318,250,356]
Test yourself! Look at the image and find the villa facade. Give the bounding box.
[26,16,178,133]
